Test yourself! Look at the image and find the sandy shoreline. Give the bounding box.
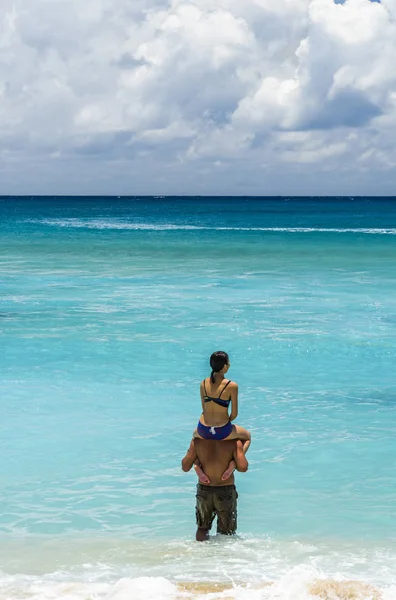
[177,580,382,599]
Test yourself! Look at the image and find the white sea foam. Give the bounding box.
[0,570,394,600]
[23,218,396,234]
[0,535,395,595]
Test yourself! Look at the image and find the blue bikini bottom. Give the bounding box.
[196,420,233,441]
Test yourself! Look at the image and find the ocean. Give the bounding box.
[1,196,396,599]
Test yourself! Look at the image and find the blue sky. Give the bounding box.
[0,0,395,195]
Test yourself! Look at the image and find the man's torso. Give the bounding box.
[194,439,236,486]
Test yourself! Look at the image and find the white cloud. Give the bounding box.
[0,0,396,194]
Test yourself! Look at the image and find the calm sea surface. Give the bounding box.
[1,197,396,599]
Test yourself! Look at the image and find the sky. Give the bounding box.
[0,0,396,196]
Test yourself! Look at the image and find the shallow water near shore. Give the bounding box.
[1,197,396,598]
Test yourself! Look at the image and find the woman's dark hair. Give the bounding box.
[210,351,229,383]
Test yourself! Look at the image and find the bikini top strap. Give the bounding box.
[219,380,231,398]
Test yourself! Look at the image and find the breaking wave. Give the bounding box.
[23,219,396,234]
[0,572,394,600]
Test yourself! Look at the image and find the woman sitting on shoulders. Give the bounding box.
[194,351,251,483]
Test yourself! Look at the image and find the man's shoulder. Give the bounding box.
[194,439,238,449]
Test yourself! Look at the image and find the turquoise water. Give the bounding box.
[1,197,396,599]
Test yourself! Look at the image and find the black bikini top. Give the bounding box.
[203,379,231,408]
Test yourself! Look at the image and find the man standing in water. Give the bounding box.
[181,438,248,541]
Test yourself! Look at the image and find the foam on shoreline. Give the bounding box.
[0,573,392,600]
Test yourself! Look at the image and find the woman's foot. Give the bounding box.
[221,460,236,481]
[194,463,211,484]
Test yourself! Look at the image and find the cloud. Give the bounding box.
[0,0,396,194]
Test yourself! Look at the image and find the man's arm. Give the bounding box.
[233,440,248,472]
[181,439,198,472]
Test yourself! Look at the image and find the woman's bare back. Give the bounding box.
[200,377,233,426]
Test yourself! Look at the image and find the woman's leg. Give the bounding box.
[193,429,204,439]
[221,425,251,481]
[225,425,251,452]
[194,460,210,484]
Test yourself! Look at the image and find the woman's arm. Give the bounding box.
[229,382,239,421]
[200,380,205,412]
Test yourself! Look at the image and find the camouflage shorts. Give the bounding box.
[195,484,238,535]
